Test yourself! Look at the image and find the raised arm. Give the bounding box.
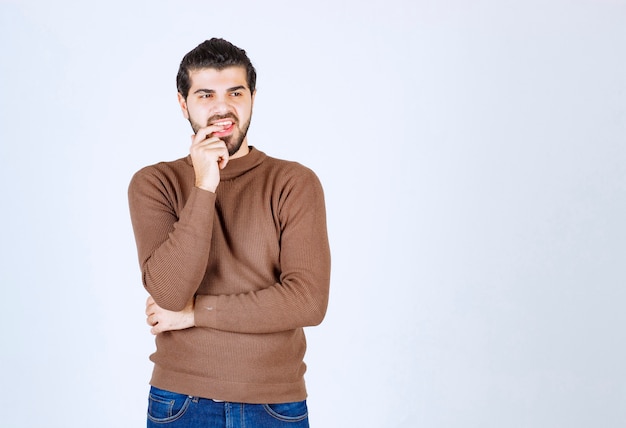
[128,167,216,311]
[129,126,230,310]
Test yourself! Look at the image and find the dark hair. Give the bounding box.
[176,38,257,99]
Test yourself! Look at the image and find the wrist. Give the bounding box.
[195,182,217,192]
[185,311,195,329]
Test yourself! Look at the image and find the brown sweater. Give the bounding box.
[128,147,331,404]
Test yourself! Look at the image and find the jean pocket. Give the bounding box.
[147,386,192,423]
[262,400,308,422]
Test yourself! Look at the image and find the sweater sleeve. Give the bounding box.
[128,167,216,311]
[193,168,331,333]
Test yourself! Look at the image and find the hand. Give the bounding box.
[145,296,195,335]
[189,124,230,192]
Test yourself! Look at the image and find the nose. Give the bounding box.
[212,95,233,115]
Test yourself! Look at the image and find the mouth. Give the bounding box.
[211,119,236,137]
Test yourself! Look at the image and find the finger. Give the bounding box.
[191,133,220,147]
[218,155,229,170]
[190,140,229,167]
[207,142,229,167]
[193,124,229,143]
[145,299,155,316]
[151,323,162,335]
[191,138,225,153]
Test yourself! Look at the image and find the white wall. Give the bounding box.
[1,0,625,427]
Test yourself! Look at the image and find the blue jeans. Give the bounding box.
[147,386,310,427]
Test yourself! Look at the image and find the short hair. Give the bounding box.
[176,38,257,99]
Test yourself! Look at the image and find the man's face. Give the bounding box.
[178,66,255,157]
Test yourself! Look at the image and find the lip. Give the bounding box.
[211,120,236,137]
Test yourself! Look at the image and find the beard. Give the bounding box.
[189,113,252,156]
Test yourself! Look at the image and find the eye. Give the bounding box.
[230,91,243,97]
[200,93,213,99]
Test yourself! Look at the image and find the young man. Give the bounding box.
[128,38,331,427]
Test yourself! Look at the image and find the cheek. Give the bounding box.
[187,105,207,121]
[183,102,199,119]
[237,105,252,121]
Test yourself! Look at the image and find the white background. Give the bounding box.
[1,0,625,427]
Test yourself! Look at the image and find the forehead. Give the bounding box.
[188,66,249,91]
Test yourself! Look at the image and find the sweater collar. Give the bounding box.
[185,146,266,181]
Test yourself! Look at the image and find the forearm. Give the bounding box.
[193,272,330,334]
[129,173,216,310]
[140,221,210,310]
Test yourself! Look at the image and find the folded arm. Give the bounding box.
[193,168,331,334]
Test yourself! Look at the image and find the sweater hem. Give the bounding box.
[150,364,308,404]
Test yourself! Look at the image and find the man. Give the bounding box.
[128,38,331,427]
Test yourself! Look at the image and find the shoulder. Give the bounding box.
[129,156,191,189]
[257,153,325,204]
[262,153,321,184]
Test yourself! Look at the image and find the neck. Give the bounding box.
[230,139,250,160]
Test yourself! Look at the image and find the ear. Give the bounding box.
[177,92,190,119]
[250,89,257,108]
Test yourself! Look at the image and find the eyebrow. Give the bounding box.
[193,85,248,95]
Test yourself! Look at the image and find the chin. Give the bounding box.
[226,135,246,156]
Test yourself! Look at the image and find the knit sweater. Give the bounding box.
[128,147,331,404]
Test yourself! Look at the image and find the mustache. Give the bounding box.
[207,113,238,125]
